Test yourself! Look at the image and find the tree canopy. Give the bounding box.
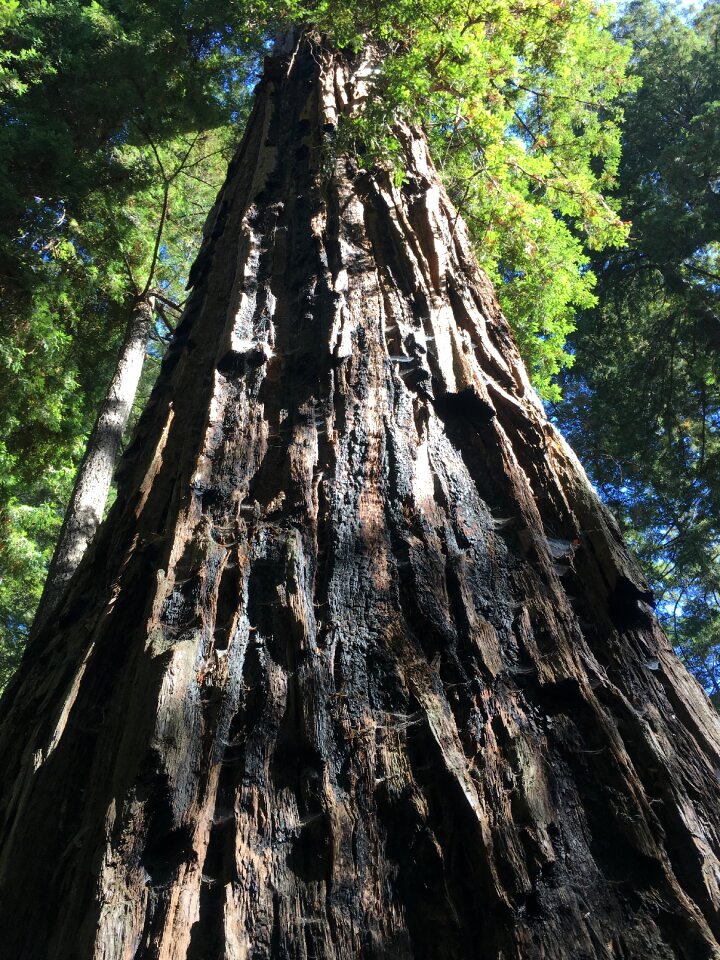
[556,0,720,704]
[1,0,717,702]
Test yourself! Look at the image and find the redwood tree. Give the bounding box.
[1,36,719,960]
[30,294,155,639]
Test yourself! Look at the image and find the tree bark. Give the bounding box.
[30,293,154,639]
[1,35,720,960]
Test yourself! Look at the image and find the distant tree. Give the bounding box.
[556,0,720,703]
[0,0,251,675]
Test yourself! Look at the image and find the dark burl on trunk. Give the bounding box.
[1,35,719,960]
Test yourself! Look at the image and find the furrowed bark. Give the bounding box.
[1,35,719,960]
[30,294,154,639]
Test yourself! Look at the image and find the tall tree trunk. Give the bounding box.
[1,36,719,960]
[30,294,154,639]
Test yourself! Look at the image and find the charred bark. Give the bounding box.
[30,294,154,638]
[1,35,720,960]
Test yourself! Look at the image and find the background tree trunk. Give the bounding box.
[30,294,154,639]
[1,35,719,960]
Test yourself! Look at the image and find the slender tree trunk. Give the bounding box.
[1,36,719,960]
[30,293,154,639]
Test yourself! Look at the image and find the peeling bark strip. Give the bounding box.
[1,36,720,960]
[31,294,154,639]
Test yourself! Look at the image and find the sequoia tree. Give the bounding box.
[28,292,155,639]
[1,32,720,960]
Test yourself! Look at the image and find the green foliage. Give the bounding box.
[0,0,634,688]
[556,0,720,704]
[0,123,241,685]
[0,467,76,689]
[320,0,632,398]
[0,2,251,685]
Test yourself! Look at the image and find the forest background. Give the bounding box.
[0,0,717,702]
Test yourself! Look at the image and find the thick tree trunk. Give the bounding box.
[30,293,154,638]
[1,36,719,960]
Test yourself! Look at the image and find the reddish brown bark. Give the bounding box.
[1,35,719,960]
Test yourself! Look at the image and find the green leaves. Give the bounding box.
[317,0,632,397]
[0,2,252,686]
[2,0,632,403]
[556,0,720,702]
[0,462,77,690]
[0,0,636,685]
